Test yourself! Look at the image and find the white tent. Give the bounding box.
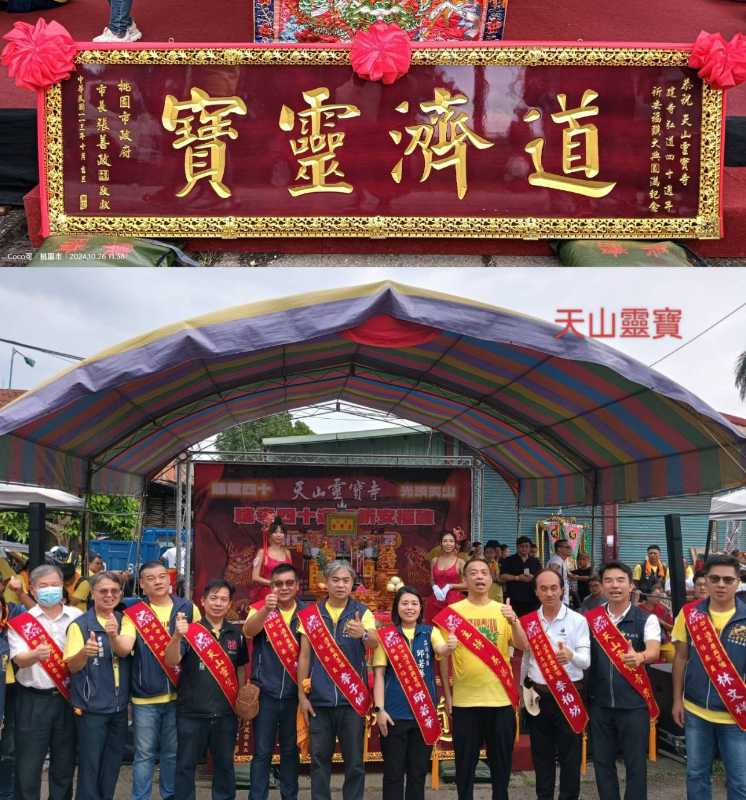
[0,482,84,511]
[710,488,746,520]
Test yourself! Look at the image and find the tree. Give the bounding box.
[0,495,141,544]
[214,413,313,454]
[737,350,746,402]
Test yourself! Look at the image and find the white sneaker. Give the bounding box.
[92,24,141,42]
[126,21,142,41]
[93,27,129,42]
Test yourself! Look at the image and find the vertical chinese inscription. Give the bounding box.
[648,77,693,215]
[95,83,111,211]
[279,87,361,197]
[116,81,134,164]
[77,75,87,212]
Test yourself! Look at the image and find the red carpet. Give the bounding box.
[1,0,744,111]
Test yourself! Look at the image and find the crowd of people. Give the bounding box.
[0,533,744,800]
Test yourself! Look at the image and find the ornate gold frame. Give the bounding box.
[44,46,723,239]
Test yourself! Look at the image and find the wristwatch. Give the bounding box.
[373,705,382,712]
[362,630,369,643]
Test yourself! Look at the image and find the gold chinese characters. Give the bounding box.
[390,89,494,200]
[162,88,248,199]
[279,87,361,196]
[523,89,617,198]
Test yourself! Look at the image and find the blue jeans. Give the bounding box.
[249,695,298,800]
[132,701,177,800]
[685,710,746,800]
[106,0,133,37]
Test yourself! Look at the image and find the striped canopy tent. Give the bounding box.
[0,281,743,508]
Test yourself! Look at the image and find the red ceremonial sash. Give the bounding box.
[252,601,300,684]
[9,611,71,700]
[378,625,441,745]
[519,611,589,734]
[586,606,659,720]
[298,603,370,716]
[433,606,518,708]
[183,622,239,708]
[124,601,181,686]
[684,601,746,731]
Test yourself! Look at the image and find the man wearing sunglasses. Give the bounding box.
[672,554,746,799]
[64,571,131,800]
[243,563,306,800]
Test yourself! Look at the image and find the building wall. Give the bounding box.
[481,465,711,569]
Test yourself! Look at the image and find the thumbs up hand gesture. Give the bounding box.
[104,615,119,639]
[446,632,458,652]
[621,640,644,668]
[556,640,572,665]
[174,611,189,638]
[84,631,100,658]
[500,597,517,624]
[344,610,366,640]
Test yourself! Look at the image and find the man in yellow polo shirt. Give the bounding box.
[439,557,528,800]
[672,554,746,800]
[117,561,200,800]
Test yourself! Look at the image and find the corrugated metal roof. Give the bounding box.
[263,425,431,446]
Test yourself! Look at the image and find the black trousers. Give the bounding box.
[14,685,76,800]
[0,685,15,800]
[528,693,582,800]
[75,709,128,800]
[175,713,237,800]
[590,705,649,800]
[309,706,365,800]
[452,706,515,800]
[380,718,432,800]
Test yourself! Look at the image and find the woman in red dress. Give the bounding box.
[251,518,292,603]
[424,531,466,623]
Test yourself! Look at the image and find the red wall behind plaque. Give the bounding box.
[192,462,472,617]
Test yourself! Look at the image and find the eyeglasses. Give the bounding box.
[96,589,121,595]
[707,575,738,585]
[272,580,297,588]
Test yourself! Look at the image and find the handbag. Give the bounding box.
[235,681,260,721]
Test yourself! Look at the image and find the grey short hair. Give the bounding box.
[29,564,63,585]
[324,560,356,581]
[90,571,123,590]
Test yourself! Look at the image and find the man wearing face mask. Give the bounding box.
[7,564,82,800]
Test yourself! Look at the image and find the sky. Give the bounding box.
[0,268,744,437]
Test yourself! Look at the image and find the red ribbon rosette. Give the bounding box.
[1,19,77,92]
[350,21,411,85]
[688,30,746,90]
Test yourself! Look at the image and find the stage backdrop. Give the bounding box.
[192,461,471,617]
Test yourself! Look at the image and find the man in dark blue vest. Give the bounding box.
[244,563,305,800]
[118,560,200,800]
[297,560,378,800]
[588,561,661,800]
[63,571,131,800]
[165,578,248,800]
[672,554,746,800]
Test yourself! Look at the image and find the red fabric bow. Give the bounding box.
[688,30,746,90]
[340,314,439,347]
[1,19,77,92]
[350,21,411,85]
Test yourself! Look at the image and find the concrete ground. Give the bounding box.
[41,756,726,798]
